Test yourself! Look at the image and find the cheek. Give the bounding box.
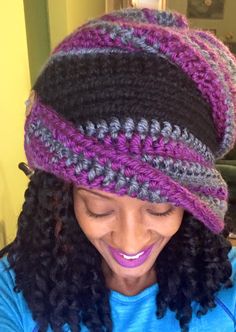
[153,209,184,237]
[74,203,107,239]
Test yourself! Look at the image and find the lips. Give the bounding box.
[108,243,155,268]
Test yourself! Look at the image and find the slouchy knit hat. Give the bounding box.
[24,8,236,234]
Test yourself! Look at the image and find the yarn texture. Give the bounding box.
[24,8,236,233]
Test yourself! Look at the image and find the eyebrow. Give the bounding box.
[77,187,113,200]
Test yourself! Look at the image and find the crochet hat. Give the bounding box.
[24,8,236,234]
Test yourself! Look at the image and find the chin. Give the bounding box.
[117,266,152,279]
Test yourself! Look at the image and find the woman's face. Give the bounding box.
[73,186,184,281]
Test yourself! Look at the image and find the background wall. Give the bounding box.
[167,0,236,42]
[48,0,105,50]
[24,0,50,85]
[67,0,105,35]
[0,2,30,247]
[0,0,106,248]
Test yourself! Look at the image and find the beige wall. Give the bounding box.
[0,2,30,246]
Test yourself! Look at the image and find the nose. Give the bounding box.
[111,210,151,255]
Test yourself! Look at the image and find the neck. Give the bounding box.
[102,260,157,296]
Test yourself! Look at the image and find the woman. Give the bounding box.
[0,7,236,332]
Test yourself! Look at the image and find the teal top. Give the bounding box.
[0,248,236,332]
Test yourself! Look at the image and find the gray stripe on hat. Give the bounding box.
[27,120,223,196]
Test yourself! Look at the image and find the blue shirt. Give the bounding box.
[0,248,236,332]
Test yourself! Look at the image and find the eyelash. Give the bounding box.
[86,211,111,218]
[147,208,174,217]
[86,208,174,218]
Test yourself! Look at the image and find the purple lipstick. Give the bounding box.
[108,244,154,268]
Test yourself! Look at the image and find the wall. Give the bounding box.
[47,0,68,50]
[0,2,30,247]
[67,0,105,33]
[48,0,105,50]
[167,0,236,42]
[0,1,106,248]
[24,0,50,85]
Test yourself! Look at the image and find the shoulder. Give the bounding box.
[228,246,236,282]
[0,254,15,277]
[0,255,16,294]
[214,247,236,322]
[0,255,37,332]
[188,247,236,331]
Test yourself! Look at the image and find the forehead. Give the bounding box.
[74,186,172,208]
[76,186,117,199]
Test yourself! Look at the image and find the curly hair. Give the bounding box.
[0,171,233,332]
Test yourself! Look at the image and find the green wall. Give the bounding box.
[23,0,50,85]
[67,0,105,32]
[23,0,106,84]
[48,0,105,49]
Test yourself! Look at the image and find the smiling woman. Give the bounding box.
[0,6,236,332]
[73,187,184,295]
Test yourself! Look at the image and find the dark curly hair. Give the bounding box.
[0,170,233,332]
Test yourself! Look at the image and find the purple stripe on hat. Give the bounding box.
[188,31,235,96]
[53,25,143,53]
[197,30,236,65]
[188,31,236,111]
[132,27,227,135]
[26,101,223,193]
[25,130,224,233]
[98,13,130,23]
[105,132,212,167]
[28,100,212,168]
[26,114,226,202]
[93,132,212,167]
[25,101,226,233]
[85,9,188,29]
[196,30,236,92]
[142,8,158,24]
[51,21,232,153]
[57,23,225,134]
[186,184,228,201]
[26,120,227,203]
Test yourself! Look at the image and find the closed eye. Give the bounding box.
[85,208,175,218]
[147,207,174,217]
[86,209,113,218]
